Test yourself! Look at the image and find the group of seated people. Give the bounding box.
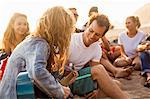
[0,6,149,99]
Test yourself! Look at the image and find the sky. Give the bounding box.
[0,0,149,38]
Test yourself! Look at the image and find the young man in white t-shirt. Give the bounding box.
[65,14,129,99]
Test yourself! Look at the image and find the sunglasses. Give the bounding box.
[74,13,79,17]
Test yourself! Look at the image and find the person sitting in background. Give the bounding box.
[69,7,83,33]
[68,7,79,22]
[0,12,30,80]
[88,6,99,17]
[82,6,99,31]
[137,35,150,88]
[2,13,29,56]
[114,16,146,70]
[101,36,121,63]
[0,6,74,99]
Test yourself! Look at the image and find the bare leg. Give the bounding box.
[91,65,130,99]
[132,56,141,70]
[85,79,123,99]
[113,57,130,67]
[108,45,121,61]
[113,79,123,89]
[100,58,117,74]
[101,58,132,78]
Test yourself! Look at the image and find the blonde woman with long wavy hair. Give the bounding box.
[0,6,74,99]
[0,13,29,80]
[2,13,29,56]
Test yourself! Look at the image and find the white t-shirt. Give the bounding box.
[118,31,146,57]
[65,33,102,71]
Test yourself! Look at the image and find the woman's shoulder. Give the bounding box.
[19,35,50,52]
[137,31,146,38]
[137,30,145,34]
[25,35,48,45]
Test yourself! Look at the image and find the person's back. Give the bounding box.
[0,6,74,99]
[0,36,52,98]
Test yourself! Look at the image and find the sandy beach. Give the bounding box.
[0,27,149,99]
[118,71,150,99]
[98,71,150,99]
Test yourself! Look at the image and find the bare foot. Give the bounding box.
[113,57,129,67]
[115,67,133,78]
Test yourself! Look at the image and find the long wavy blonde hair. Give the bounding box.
[2,13,29,55]
[33,6,74,74]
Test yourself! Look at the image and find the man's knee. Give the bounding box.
[91,65,106,77]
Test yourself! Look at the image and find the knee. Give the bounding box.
[91,65,106,76]
[115,46,121,51]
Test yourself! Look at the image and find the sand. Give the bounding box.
[94,71,150,99]
[117,71,150,99]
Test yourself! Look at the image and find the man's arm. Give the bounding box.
[88,61,100,66]
[101,36,110,51]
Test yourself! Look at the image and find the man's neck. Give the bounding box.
[82,33,90,47]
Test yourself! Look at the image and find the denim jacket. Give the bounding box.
[0,36,64,99]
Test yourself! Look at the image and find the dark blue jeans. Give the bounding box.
[140,51,150,75]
